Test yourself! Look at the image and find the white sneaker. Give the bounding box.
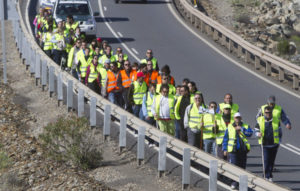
[268,178,273,182]
[194,5,198,8]
[231,184,236,190]
[148,143,154,148]
[134,133,138,138]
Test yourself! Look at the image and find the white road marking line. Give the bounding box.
[104,6,107,11]
[99,0,141,62]
[286,143,300,152]
[117,31,123,37]
[132,48,139,55]
[165,0,300,100]
[281,144,300,156]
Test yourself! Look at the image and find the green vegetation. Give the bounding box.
[0,144,11,170]
[39,116,102,170]
[277,38,289,55]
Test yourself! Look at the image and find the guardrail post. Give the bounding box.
[103,104,111,140]
[239,175,248,191]
[191,14,195,24]
[208,26,213,37]
[30,47,35,76]
[182,148,190,190]
[200,20,205,33]
[279,67,284,82]
[266,61,271,76]
[78,88,84,117]
[245,50,251,64]
[119,115,127,153]
[49,66,55,97]
[255,56,260,70]
[209,160,218,191]
[228,39,233,53]
[293,74,299,90]
[221,34,226,46]
[18,27,21,55]
[158,136,167,177]
[213,29,218,41]
[57,73,63,106]
[195,17,200,28]
[137,126,145,166]
[25,45,30,70]
[35,51,41,85]
[90,97,97,128]
[41,60,47,91]
[67,80,73,111]
[22,37,26,64]
[238,45,243,58]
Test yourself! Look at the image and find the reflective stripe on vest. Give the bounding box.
[133,81,147,105]
[227,123,250,152]
[216,115,233,145]
[77,50,89,77]
[257,116,280,145]
[53,33,64,50]
[261,104,282,121]
[97,67,107,87]
[188,103,202,129]
[202,113,216,139]
[154,95,175,120]
[146,92,155,117]
[88,64,98,83]
[174,96,194,120]
[120,70,137,88]
[43,32,53,51]
[106,71,119,93]
[145,70,158,85]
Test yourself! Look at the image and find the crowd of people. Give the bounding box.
[34,8,292,189]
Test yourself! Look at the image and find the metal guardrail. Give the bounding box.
[11,0,290,190]
[176,0,300,90]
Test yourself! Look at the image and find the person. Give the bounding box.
[85,55,101,93]
[128,72,147,118]
[223,112,253,189]
[144,60,159,86]
[182,78,190,86]
[114,47,128,61]
[74,27,85,41]
[142,83,157,126]
[116,53,125,69]
[183,92,206,148]
[141,49,159,71]
[151,84,176,136]
[132,62,139,71]
[42,25,53,57]
[175,85,191,142]
[156,74,176,95]
[255,106,291,182]
[98,59,110,96]
[157,65,175,85]
[33,8,46,38]
[256,95,291,131]
[119,60,137,112]
[51,26,65,66]
[175,85,182,101]
[89,39,98,57]
[77,46,91,82]
[215,104,234,160]
[98,45,116,65]
[105,62,123,106]
[67,39,81,79]
[65,15,79,34]
[219,93,239,115]
[201,101,219,155]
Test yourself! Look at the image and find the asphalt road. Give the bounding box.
[92,0,300,189]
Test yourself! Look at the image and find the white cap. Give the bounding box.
[234,112,241,118]
[56,18,62,23]
[104,59,111,64]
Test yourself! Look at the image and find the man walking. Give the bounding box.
[219,93,239,115]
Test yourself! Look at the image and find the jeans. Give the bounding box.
[217,144,227,160]
[132,104,143,119]
[229,150,247,188]
[203,138,216,155]
[145,116,156,127]
[71,69,79,80]
[108,92,123,107]
[53,49,63,66]
[175,120,181,139]
[187,128,201,148]
[263,145,279,179]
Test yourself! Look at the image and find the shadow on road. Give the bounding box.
[100,37,135,44]
[95,17,130,23]
[119,0,171,4]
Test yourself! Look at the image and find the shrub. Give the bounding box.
[0,145,11,170]
[39,116,102,170]
[277,39,289,55]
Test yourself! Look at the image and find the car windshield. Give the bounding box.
[56,3,90,16]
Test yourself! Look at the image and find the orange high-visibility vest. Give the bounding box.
[106,71,120,93]
[120,69,137,88]
[157,75,175,85]
[145,70,159,85]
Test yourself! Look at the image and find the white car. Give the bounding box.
[53,0,99,37]
[39,0,57,11]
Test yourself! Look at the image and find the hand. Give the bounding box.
[146,116,151,120]
[224,151,227,156]
[257,132,262,137]
[286,124,292,130]
[235,125,241,131]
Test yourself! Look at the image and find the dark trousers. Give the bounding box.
[87,81,100,94]
[217,144,227,160]
[132,104,142,119]
[44,50,52,58]
[263,145,279,179]
[145,116,156,126]
[53,49,63,66]
[122,88,132,112]
[229,151,247,169]
[187,128,201,148]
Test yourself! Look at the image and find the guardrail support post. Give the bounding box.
[209,160,218,191]
[119,115,127,153]
[293,74,299,90]
[25,45,30,70]
[239,175,248,191]
[213,29,218,41]
[238,45,243,58]
[221,34,226,46]
[90,97,97,128]
[137,126,145,166]
[78,88,84,117]
[41,60,47,91]
[195,17,200,28]
[279,67,284,82]
[35,52,41,85]
[191,14,195,24]
[228,40,233,53]
[245,51,250,63]
[182,148,190,190]
[57,73,63,106]
[255,56,260,70]
[67,80,73,111]
[103,104,111,140]
[30,47,35,76]
[200,21,205,33]
[22,38,26,64]
[49,66,54,97]
[266,61,271,76]
[158,136,167,177]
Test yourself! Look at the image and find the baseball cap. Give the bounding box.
[137,72,145,78]
[104,59,111,64]
[97,37,102,42]
[223,104,231,109]
[267,95,276,104]
[234,112,241,118]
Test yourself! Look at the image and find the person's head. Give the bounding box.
[118,53,124,62]
[67,15,73,23]
[91,39,97,48]
[209,101,218,113]
[176,85,181,95]
[132,62,139,71]
[39,8,44,15]
[139,64,147,73]
[116,47,123,55]
[267,95,276,109]
[104,59,111,69]
[149,83,156,94]
[161,74,170,85]
[146,49,153,59]
[57,19,63,28]
[124,60,131,71]
[75,27,81,34]
[222,104,231,115]
[188,81,197,93]
[264,106,273,119]
[180,85,189,96]
[194,92,203,106]
[95,47,100,55]
[102,40,108,49]
[146,60,153,71]
[85,47,90,56]
[110,62,118,72]
[161,65,171,76]
[75,39,81,48]
[182,78,190,86]
[234,112,242,123]
[92,55,98,64]
[224,93,233,104]
[81,41,87,50]
[136,72,145,83]
[105,45,112,55]
[160,84,169,97]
